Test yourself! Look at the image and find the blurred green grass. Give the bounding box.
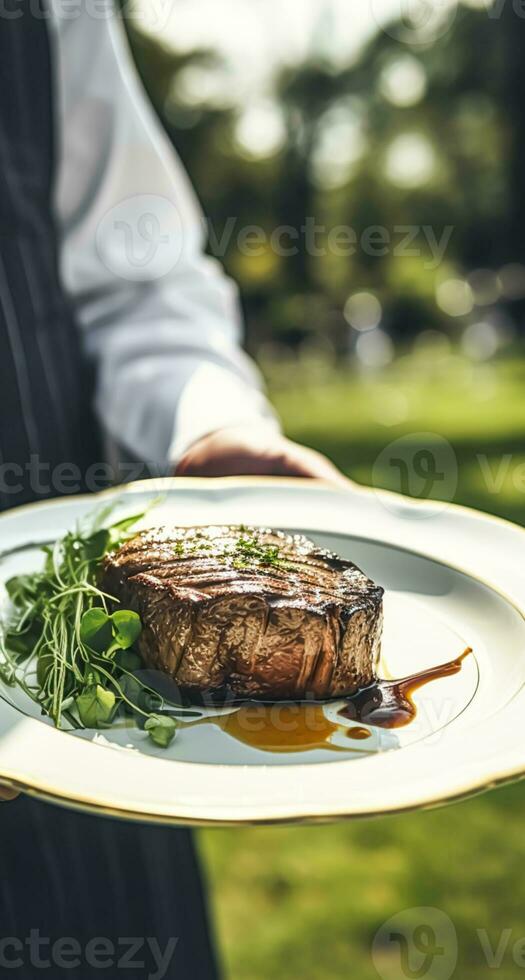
[200,351,525,980]
[270,349,525,524]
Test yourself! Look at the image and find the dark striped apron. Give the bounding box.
[0,4,219,977]
[0,0,99,507]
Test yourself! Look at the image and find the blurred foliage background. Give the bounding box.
[126,0,525,523]
[127,0,525,359]
[125,2,525,977]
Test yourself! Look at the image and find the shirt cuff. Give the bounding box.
[167,362,281,466]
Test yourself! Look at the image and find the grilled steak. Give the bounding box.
[102,526,384,700]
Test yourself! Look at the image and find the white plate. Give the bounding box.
[0,477,523,824]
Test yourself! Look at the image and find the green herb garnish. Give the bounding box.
[231,533,290,570]
[0,500,191,747]
[76,683,116,728]
[144,714,178,748]
[173,527,290,571]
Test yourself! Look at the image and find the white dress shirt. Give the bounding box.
[48,0,280,469]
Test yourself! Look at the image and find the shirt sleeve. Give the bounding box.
[50,1,280,470]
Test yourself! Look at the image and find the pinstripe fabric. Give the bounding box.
[0,6,219,978]
[0,0,98,507]
[0,798,219,979]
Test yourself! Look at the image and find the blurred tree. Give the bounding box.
[502,0,525,264]
[125,2,522,354]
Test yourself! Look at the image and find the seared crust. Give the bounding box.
[102,526,384,700]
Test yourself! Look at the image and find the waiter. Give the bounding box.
[0,0,345,977]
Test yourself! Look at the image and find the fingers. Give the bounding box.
[175,427,280,478]
[278,441,353,487]
[0,784,19,801]
[174,428,354,487]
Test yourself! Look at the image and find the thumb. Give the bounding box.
[0,783,19,801]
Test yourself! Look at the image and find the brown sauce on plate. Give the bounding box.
[338,647,472,730]
[184,648,472,754]
[347,726,373,741]
[210,703,341,754]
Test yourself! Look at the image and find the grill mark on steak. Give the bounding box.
[102,525,384,700]
[115,551,376,609]
[135,567,359,607]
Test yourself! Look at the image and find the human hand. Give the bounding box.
[0,783,19,801]
[175,427,350,487]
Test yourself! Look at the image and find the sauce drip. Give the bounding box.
[184,648,472,753]
[338,647,472,730]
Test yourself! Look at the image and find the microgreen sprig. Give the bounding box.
[0,500,188,747]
